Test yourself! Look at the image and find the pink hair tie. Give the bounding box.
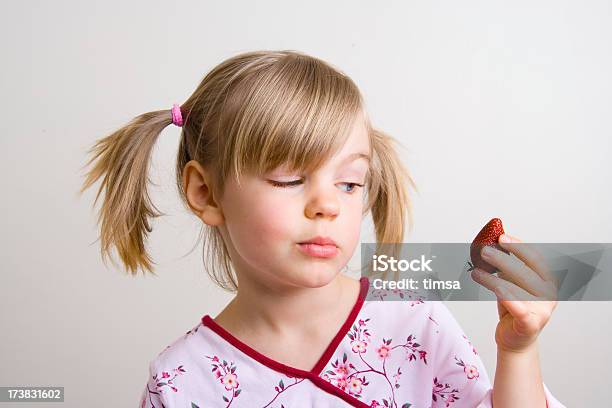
[171,103,183,127]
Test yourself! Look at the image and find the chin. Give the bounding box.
[290,267,340,288]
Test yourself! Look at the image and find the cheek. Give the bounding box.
[341,199,365,247]
[232,192,297,247]
[336,198,363,262]
[253,206,294,242]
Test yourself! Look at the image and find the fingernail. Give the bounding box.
[482,246,494,257]
[472,268,484,277]
[499,234,512,243]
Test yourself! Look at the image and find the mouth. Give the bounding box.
[298,236,338,247]
[297,242,339,258]
[297,236,339,259]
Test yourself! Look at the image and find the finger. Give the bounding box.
[498,268,558,302]
[494,286,541,335]
[471,268,537,301]
[498,234,556,284]
[480,245,551,299]
[494,286,529,318]
[480,272,546,334]
[497,297,509,320]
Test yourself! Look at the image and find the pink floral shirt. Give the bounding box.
[139,277,565,407]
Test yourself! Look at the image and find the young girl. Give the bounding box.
[81,50,565,407]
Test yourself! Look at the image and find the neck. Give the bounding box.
[217,272,359,339]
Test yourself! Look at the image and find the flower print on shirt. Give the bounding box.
[371,289,390,301]
[369,284,426,306]
[325,352,370,397]
[454,357,479,380]
[153,365,186,394]
[324,316,426,407]
[206,355,242,406]
[142,364,187,407]
[261,376,306,407]
[376,342,391,359]
[461,334,478,355]
[349,318,372,353]
[184,323,201,339]
[432,376,460,407]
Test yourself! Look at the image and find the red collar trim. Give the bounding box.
[201,277,371,407]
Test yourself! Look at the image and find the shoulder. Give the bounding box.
[146,318,228,385]
[142,319,232,406]
[361,279,464,330]
[150,319,220,370]
[361,282,445,327]
[362,297,453,327]
[359,292,472,356]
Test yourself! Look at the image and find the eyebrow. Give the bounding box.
[339,152,371,166]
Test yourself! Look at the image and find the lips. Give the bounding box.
[298,236,337,247]
[297,236,339,259]
[297,243,339,258]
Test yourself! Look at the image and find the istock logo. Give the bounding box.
[372,254,435,272]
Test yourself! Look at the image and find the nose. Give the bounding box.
[304,185,340,220]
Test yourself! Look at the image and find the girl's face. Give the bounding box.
[218,112,370,290]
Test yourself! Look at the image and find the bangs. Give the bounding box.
[219,53,365,182]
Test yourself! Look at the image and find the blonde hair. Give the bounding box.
[79,49,418,292]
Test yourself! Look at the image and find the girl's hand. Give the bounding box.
[470,233,559,353]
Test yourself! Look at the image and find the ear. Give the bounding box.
[182,160,225,226]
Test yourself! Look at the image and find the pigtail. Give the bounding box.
[79,109,175,276]
[365,128,419,281]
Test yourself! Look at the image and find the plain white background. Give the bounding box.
[1,1,610,406]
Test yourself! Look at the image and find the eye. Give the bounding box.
[339,182,365,194]
[268,179,303,188]
[267,179,365,193]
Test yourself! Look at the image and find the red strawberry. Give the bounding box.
[467,218,510,274]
